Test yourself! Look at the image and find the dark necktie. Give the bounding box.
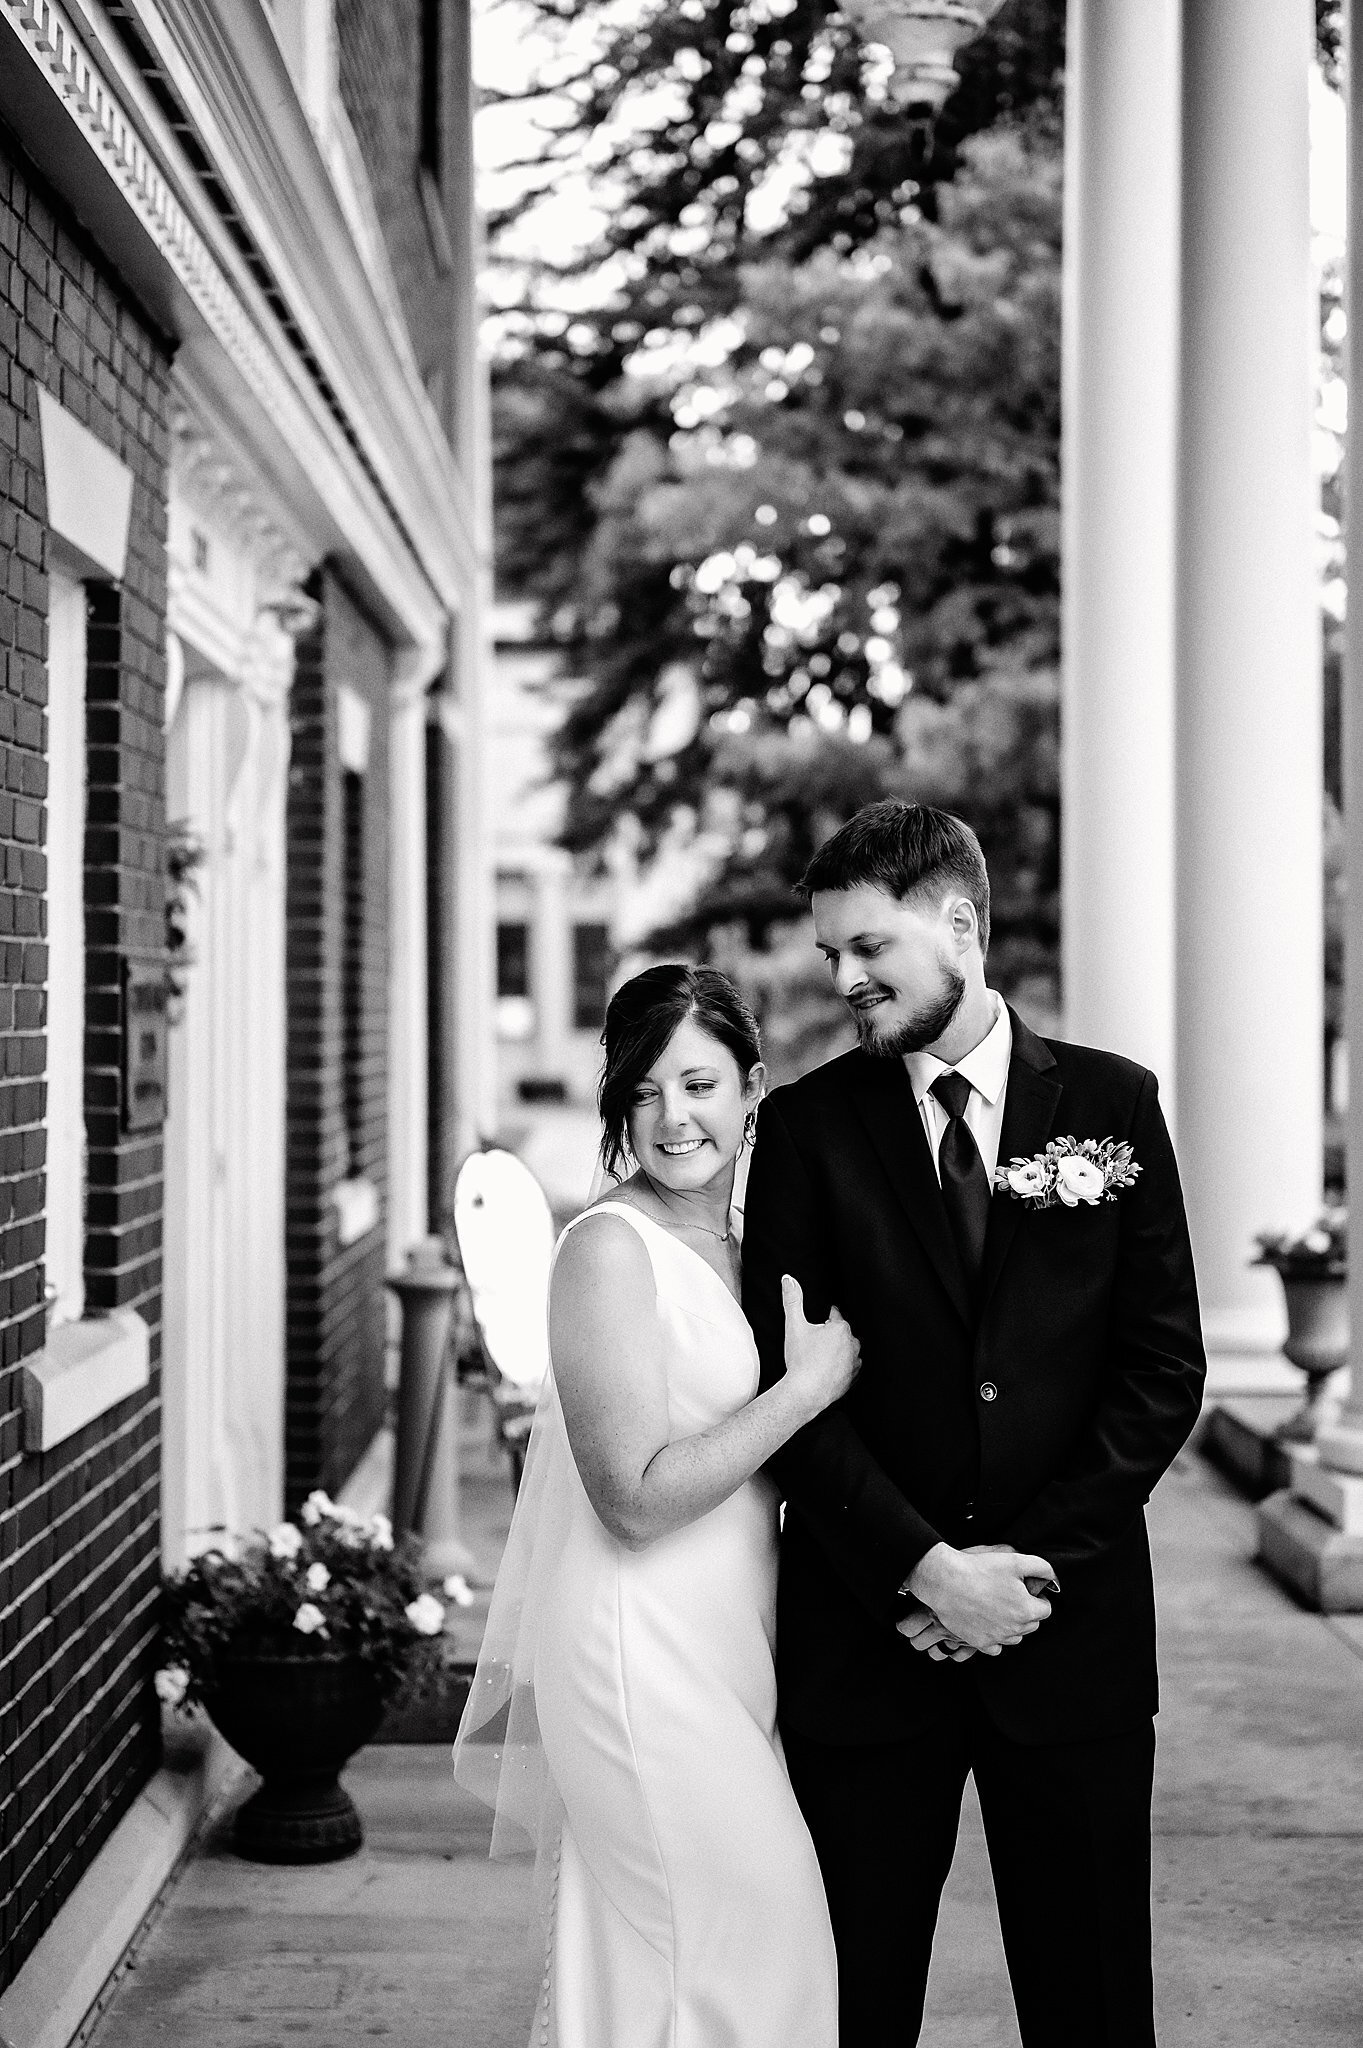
[930,1071,991,1292]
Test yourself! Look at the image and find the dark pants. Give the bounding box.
[783,1701,1157,2048]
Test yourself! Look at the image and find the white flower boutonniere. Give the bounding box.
[994,1136,1141,1210]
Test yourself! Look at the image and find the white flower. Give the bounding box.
[442,1573,475,1608]
[1005,1159,1050,1199]
[405,1593,446,1637]
[305,1562,330,1594]
[1300,1228,1333,1256]
[369,1513,394,1552]
[292,1602,328,1636]
[300,1490,335,1527]
[154,1665,189,1707]
[1055,1156,1106,1207]
[268,1522,304,1561]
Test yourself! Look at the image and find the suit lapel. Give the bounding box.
[848,1054,974,1329]
[979,1011,1063,1314]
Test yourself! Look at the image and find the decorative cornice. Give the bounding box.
[0,0,473,654]
[9,1,289,433]
[104,0,484,579]
[170,393,311,604]
[169,379,316,699]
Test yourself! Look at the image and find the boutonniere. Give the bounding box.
[994,1137,1142,1210]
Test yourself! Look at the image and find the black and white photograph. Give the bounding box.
[0,2,1357,2044]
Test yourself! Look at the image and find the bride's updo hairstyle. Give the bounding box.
[598,964,761,1180]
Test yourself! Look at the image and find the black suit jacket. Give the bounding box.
[741,1011,1206,1747]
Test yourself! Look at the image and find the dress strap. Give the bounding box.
[552,1200,662,1276]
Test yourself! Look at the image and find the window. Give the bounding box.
[497,921,530,1000]
[572,922,611,1032]
[341,767,365,1180]
[45,576,87,1326]
[419,0,442,179]
[495,920,534,1042]
[335,679,373,1195]
[415,0,454,273]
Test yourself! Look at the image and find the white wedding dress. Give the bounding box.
[453,1200,838,2048]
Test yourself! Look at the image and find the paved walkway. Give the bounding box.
[90,1446,1363,2048]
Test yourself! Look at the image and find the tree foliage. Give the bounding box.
[485,0,1338,1071]
[492,0,1065,604]
[554,120,1062,939]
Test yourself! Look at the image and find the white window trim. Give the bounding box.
[336,682,372,773]
[333,1175,379,1246]
[22,1310,151,1453]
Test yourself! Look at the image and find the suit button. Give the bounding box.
[979,1381,998,1403]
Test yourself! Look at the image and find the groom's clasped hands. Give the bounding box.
[896,1541,1059,1665]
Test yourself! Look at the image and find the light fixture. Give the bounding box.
[256,588,321,639]
[840,0,1007,114]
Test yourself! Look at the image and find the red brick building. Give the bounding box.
[0,0,492,2023]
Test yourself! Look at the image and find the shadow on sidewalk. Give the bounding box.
[89,1450,1362,2047]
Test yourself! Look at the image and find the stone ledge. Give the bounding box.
[1290,1456,1363,1537]
[1198,1397,1304,1500]
[333,1175,379,1247]
[22,1310,151,1454]
[335,1421,393,1520]
[0,1716,245,2048]
[1256,1489,1363,1612]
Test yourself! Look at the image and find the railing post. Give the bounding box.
[386,1237,476,1577]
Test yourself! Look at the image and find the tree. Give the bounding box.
[490,0,1065,608]
[524,115,1062,1068]
[484,0,1338,1076]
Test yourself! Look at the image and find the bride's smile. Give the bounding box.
[625,1013,765,1210]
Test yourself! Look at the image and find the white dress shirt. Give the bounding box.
[904,992,1013,1187]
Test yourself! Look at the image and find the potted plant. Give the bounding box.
[157,1493,448,1862]
[1252,1207,1348,1444]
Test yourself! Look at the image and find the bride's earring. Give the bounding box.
[743,1109,758,1149]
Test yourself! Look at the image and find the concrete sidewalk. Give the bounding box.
[89,1447,1363,2048]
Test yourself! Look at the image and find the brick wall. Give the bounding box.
[284,567,391,1510]
[0,127,169,1987]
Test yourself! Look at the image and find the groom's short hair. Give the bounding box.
[798,800,991,953]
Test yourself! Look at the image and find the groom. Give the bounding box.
[742,801,1205,2047]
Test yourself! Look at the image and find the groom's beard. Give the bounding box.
[851,963,967,1058]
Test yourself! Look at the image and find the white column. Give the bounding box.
[1316,3,1363,1473]
[1175,0,1322,1356]
[1061,0,1181,1104]
[162,634,292,1563]
[444,595,497,1161]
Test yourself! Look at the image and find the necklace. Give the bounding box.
[637,1191,732,1243]
[666,1212,732,1244]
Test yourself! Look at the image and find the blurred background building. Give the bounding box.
[0,0,492,1991]
[487,599,720,1212]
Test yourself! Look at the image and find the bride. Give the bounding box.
[453,963,858,2048]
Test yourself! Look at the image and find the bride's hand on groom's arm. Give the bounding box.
[896,1542,1057,1655]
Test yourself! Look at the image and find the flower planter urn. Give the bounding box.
[1273,1268,1349,1445]
[203,1650,387,1862]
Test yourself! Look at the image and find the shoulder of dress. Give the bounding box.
[554,1206,657,1279]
